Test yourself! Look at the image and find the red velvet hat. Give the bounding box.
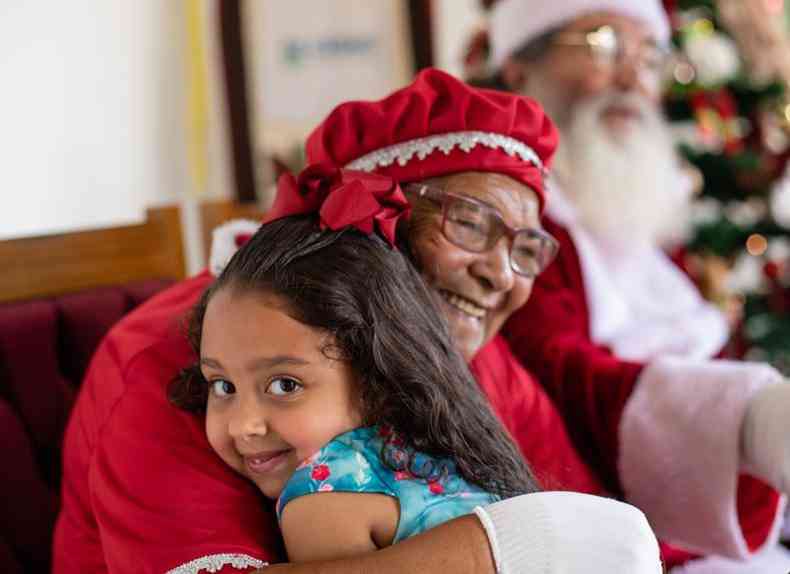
[305,68,558,210]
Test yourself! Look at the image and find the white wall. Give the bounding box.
[0,0,484,242]
[0,1,232,243]
[434,0,485,78]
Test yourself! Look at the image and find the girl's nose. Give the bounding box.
[228,395,267,441]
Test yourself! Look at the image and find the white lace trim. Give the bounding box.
[345,130,545,173]
[165,553,267,574]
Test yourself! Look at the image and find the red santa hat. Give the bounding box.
[490,0,672,69]
[305,67,557,211]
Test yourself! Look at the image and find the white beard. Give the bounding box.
[533,90,694,250]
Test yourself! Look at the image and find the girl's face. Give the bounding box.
[200,288,361,499]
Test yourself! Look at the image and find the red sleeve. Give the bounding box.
[504,219,643,492]
[54,341,114,574]
[504,222,783,564]
[54,273,283,574]
[92,347,282,574]
[471,337,603,495]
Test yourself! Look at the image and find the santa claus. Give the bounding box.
[492,0,790,571]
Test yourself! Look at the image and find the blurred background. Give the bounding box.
[3,0,790,368]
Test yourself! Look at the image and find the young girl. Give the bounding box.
[169,166,538,563]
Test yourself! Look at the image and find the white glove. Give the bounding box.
[474,491,662,574]
[741,380,790,495]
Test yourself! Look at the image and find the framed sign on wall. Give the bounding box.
[242,0,417,202]
[216,0,435,207]
[243,0,414,201]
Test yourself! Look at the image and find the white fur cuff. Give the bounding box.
[619,356,785,558]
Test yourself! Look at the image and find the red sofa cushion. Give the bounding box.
[0,298,75,482]
[0,279,173,574]
[57,279,173,384]
[0,398,57,573]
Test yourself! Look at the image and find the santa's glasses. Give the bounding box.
[406,184,559,278]
[553,25,668,76]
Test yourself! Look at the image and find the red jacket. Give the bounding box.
[54,271,604,573]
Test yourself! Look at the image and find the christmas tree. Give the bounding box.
[663,0,790,373]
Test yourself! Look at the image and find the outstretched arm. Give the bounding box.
[266,492,664,574]
[261,514,494,574]
[505,221,785,560]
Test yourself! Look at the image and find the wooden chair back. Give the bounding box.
[0,206,186,304]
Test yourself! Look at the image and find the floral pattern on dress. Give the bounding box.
[276,426,498,542]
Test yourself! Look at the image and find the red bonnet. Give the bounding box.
[305,67,558,210]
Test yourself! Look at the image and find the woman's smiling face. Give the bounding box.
[408,172,541,361]
[200,288,361,499]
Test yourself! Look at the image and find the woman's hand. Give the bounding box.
[741,380,790,495]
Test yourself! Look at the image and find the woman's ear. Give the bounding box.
[500,56,529,93]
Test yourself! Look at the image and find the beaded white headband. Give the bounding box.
[344,130,546,174]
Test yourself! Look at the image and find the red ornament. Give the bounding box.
[690,89,743,155]
[764,261,781,280]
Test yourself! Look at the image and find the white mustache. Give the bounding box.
[551,91,689,248]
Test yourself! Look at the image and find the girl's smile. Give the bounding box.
[242,449,293,475]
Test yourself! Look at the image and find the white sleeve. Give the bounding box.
[618,356,786,558]
[474,491,662,574]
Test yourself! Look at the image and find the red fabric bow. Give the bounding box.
[265,164,411,248]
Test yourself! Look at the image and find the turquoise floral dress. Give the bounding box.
[276,426,499,542]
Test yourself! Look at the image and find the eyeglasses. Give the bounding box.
[406,184,559,278]
[553,25,669,76]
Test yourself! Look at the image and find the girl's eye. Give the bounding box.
[210,379,236,397]
[266,377,302,396]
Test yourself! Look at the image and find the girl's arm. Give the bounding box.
[279,492,399,563]
[261,514,495,574]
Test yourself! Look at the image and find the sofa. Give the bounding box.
[0,279,173,573]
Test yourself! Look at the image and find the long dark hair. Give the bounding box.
[170,215,538,499]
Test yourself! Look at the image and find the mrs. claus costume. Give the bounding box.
[54,69,781,573]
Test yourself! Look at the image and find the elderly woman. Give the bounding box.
[53,69,774,574]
